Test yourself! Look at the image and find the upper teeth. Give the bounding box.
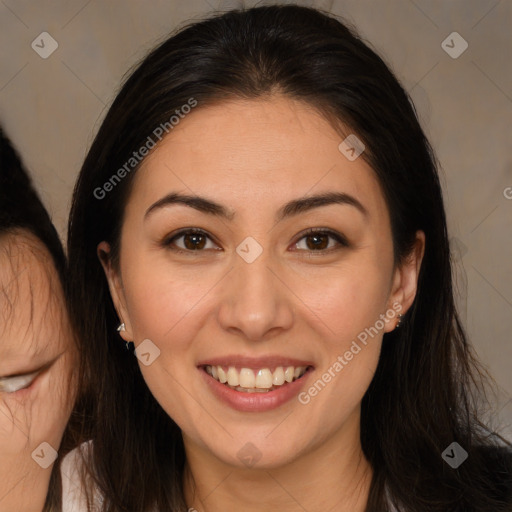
[205,365,307,389]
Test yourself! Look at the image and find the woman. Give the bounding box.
[0,126,77,511]
[65,4,512,511]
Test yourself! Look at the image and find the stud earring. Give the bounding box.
[116,323,134,352]
[395,313,403,329]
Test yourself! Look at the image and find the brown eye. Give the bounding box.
[304,233,329,250]
[183,233,207,250]
[293,229,348,253]
[163,229,219,253]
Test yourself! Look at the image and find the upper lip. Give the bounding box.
[197,355,314,370]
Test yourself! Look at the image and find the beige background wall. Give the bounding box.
[0,0,511,438]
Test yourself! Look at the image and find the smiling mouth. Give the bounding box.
[203,365,311,393]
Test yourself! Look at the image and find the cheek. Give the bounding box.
[291,260,389,407]
[0,398,32,454]
[293,269,388,430]
[291,259,392,341]
[296,342,381,450]
[122,256,221,345]
[0,369,69,456]
[33,367,73,440]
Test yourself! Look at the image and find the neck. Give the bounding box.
[183,409,372,512]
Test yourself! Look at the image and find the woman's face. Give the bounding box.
[0,231,75,510]
[101,95,424,469]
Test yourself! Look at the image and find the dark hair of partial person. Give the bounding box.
[65,4,512,511]
[0,126,71,511]
[0,127,66,283]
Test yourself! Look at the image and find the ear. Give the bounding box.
[97,241,134,342]
[384,230,425,332]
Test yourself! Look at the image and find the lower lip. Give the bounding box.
[200,367,313,412]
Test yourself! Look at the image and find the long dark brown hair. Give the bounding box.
[66,4,512,511]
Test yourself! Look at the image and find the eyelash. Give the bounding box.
[162,227,349,256]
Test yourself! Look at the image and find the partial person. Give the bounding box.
[0,126,77,512]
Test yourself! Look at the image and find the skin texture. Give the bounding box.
[99,95,425,511]
[0,231,76,512]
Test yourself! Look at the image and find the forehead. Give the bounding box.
[0,230,64,364]
[130,95,387,222]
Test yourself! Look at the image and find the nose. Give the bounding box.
[217,249,294,342]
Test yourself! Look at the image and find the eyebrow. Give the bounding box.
[144,191,368,222]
